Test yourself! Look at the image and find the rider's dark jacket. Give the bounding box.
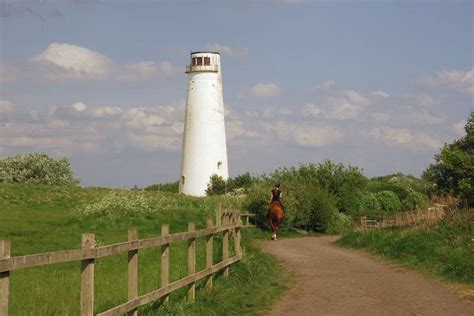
[271,188,281,202]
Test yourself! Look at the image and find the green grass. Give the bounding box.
[0,184,291,315]
[336,209,474,285]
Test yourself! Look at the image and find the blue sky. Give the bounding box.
[1,1,473,187]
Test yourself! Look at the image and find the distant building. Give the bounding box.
[179,52,229,196]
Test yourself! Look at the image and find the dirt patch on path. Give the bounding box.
[261,236,474,316]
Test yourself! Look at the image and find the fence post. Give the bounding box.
[128,228,138,316]
[81,233,95,316]
[0,240,10,316]
[216,203,222,226]
[235,213,241,256]
[188,222,196,301]
[223,215,229,277]
[206,218,213,289]
[246,213,250,227]
[161,224,170,303]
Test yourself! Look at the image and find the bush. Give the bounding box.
[227,172,254,193]
[206,174,227,196]
[348,192,383,221]
[0,153,79,185]
[291,183,340,233]
[246,183,272,228]
[402,189,429,211]
[374,191,402,214]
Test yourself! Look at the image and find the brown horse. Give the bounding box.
[267,201,285,240]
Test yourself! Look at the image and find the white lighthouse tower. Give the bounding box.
[179,51,229,196]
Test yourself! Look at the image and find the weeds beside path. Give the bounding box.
[261,236,474,315]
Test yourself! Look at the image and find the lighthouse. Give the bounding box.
[179,52,229,196]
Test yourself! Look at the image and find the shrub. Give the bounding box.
[246,183,272,228]
[206,174,227,196]
[227,172,254,193]
[374,191,402,214]
[347,192,383,221]
[402,189,429,211]
[0,153,79,185]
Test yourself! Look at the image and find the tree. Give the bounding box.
[423,112,474,207]
[206,174,227,195]
[227,172,254,192]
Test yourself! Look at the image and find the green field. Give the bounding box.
[0,184,291,315]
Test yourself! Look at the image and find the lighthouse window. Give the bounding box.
[196,57,203,66]
[192,58,197,66]
[181,175,185,185]
[204,57,211,65]
[217,161,223,170]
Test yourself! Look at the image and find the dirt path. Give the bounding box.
[261,236,473,316]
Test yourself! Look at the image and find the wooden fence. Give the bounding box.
[0,210,255,316]
[360,206,446,231]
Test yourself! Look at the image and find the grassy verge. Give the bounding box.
[336,209,474,286]
[0,184,291,315]
[143,228,293,315]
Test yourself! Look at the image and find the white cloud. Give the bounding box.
[127,131,181,152]
[30,42,178,82]
[55,101,122,120]
[0,136,74,149]
[302,103,321,118]
[370,91,389,98]
[246,83,281,98]
[89,106,122,119]
[118,61,177,81]
[371,127,442,150]
[311,80,335,91]
[453,119,466,136]
[413,93,440,107]
[205,43,248,58]
[262,121,344,147]
[325,90,369,120]
[71,102,87,112]
[122,108,165,130]
[32,42,113,80]
[0,100,14,113]
[0,64,20,83]
[413,111,445,125]
[371,112,391,122]
[226,119,257,139]
[419,69,474,95]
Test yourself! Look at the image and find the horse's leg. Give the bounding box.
[268,213,276,240]
[274,222,279,240]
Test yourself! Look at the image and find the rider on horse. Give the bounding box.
[268,182,285,240]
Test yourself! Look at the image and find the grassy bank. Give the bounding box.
[336,209,474,285]
[0,184,290,315]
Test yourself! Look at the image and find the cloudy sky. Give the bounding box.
[1,1,472,187]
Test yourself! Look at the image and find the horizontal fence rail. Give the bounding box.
[0,209,253,315]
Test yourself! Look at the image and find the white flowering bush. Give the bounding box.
[0,153,79,185]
